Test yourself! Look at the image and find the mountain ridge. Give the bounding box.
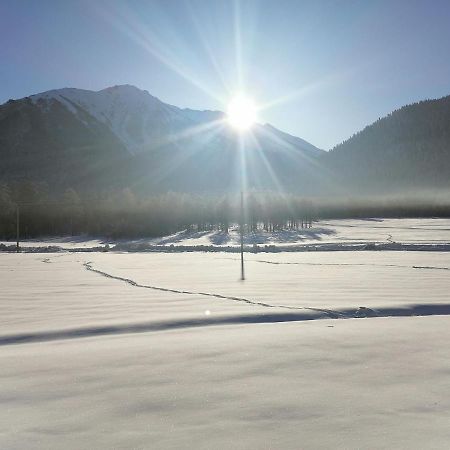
[1,85,449,195]
[26,84,323,156]
[0,84,323,193]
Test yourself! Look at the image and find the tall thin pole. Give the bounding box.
[16,204,20,253]
[240,190,245,280]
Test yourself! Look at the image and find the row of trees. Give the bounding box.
[0,181,316,240]
[1,181,449,240]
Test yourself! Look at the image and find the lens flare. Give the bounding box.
[227,95,257,130]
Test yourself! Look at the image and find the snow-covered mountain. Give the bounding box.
[0,84,324,192]
[30,85,225,154]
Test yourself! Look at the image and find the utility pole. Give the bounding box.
[16,204,20,253]
[240,190,245,280]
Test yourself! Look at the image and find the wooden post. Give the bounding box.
[16,204,20,253]
[240,191,245,281]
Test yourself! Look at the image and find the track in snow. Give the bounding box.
[83,261,342,315]
[217,257,450,271]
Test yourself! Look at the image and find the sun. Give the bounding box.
[227,95,257,130]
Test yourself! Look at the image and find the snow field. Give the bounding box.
[1,317,450,449]
[1,219,449,449]
[2,218,450,251]
[1,251,449,337]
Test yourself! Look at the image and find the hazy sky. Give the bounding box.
[1,0,450,149]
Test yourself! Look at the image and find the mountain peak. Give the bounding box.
[100,84,141,92]
[98,84,158,101]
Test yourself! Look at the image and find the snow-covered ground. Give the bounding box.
[0,236,107,249]
[2,218,450,252]
[1,250,449,336]
[1,219,450,448]
[2,317,450,449]
[152,218,450,247]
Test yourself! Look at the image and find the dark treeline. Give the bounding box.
[1,181,449,240]
[0,181,315,239]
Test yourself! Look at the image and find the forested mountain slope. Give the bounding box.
[325,95,450,192]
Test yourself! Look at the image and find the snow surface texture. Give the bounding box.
[150,217,450,246]
[2,317,450,449]
[1,250,449,335]
[2,218,449,252]
[1,219,450,448]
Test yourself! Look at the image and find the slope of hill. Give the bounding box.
[325,96,450,192]
[0,85,323,193]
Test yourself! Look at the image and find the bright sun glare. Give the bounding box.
[227,95,257,130]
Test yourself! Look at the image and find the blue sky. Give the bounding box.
[1,0,450,149]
